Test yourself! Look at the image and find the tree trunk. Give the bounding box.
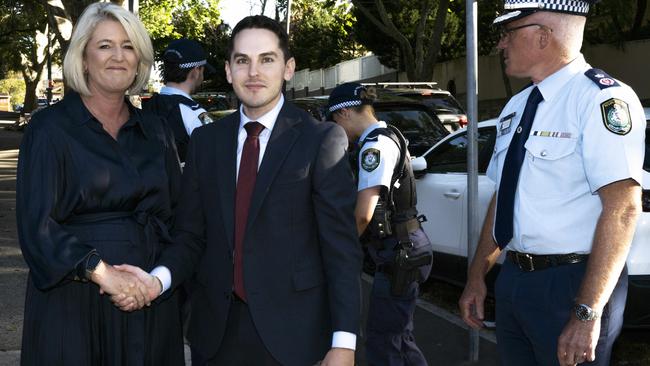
[630,0,648,37]
[418,0,450,81]
[23,81,39,114]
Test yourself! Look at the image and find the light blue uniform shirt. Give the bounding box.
[487,54,646,254]
[357,121,400,191]
[159,86,207,136]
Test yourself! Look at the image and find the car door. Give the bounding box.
[416,126,497,257]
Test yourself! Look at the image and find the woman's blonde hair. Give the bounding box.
[63,2,153,96]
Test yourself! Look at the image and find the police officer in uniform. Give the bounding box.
[142,39,215,163]
[328,83,433,366]
[459,2,646,365]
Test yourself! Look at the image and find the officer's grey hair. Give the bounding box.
[538,12,586,59]
[63,2,153,96]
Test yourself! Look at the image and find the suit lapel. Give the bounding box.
[217,112,240,249]
[246,104,302,228]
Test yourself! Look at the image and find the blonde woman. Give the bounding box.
[17,2,184,365]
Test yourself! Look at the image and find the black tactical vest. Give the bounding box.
[142,93,205,162]
[355,124,419,223]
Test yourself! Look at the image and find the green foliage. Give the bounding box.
[0,72,26,107]
[289,0,365,70]
[140,0,222,56]
[139,0,230,90]
[586,0,650,44]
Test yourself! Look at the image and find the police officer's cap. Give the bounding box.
[163,38,216,74]
[326,82,374,119]
[493,0,601,25]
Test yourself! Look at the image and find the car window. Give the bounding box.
[375,107,449,157]
[424,126,497,174]
[407,94,465,114]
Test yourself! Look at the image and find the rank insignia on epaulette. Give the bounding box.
[361,148,380,172]
[198,112,214,125]
[601,98,631,135]
[585,68,620,90]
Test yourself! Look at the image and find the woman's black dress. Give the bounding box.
[17,92,184,366]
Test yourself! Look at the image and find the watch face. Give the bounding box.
[575,304,595,321]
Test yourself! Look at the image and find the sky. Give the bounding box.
[220,0,277,28]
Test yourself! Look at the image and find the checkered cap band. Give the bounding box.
[179,60,207,69]
[328,100,363,113]
[504,0,590,14]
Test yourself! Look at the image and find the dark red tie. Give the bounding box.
[234,121,264,301]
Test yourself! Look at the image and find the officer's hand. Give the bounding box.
[459,278,487,329]
[557,317,600,366]
[319,348,354,366]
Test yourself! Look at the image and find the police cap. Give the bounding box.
[163,38,216,74]
[493,0,601,25]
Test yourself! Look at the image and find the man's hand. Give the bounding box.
[459,278,488,329]
[90,261,148,310]
[557,317,601,366]
[110,264,162,311]
[319,348,354,366]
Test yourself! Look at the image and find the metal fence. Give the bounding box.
[286,54,395,95]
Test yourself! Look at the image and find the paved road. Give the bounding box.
[0,130,24,356]
[0,125,499,365]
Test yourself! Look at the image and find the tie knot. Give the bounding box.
[244,121,265,137]
[528,87,544,105]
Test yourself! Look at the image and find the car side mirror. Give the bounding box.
[411,156,427,172]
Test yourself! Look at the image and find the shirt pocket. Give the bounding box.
[525,136,578,161]
[522,136,579,198]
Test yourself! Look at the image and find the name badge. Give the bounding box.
[499,112,516,135]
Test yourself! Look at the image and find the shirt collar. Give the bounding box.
[160,86,193,100]
[536,54,587,102]
[239,94,284,132]
[357,120,387,145]
[63,91,150,139]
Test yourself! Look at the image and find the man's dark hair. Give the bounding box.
[161,62,194,84]
[227,15,292,62]
[350,87,377,117]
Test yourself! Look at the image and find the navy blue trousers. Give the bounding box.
[366,228,432,366]
[495,260,627,366]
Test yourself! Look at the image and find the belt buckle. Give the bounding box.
[517,253,535,272]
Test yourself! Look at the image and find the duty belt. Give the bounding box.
[393,216,425,246]
[506,251,589,272]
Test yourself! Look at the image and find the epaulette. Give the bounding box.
[584,68,620,90]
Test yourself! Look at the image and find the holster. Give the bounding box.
[385,249,433,297]
[385,215,432,296]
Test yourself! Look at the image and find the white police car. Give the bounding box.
[411,117,650,328]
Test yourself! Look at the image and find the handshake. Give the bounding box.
[90,261,162,312]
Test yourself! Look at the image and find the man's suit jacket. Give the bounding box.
[159,101,363,366]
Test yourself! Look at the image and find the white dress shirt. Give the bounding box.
[487,54,646,254]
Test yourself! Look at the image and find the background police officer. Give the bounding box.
[328,82,433,366]
[142,38,215,163]
[459,1,646,365]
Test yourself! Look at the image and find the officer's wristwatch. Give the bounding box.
[573,304,600,322]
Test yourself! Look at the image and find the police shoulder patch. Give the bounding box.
[361,148,380,172]
[600,98,632,135]
[585,68,620,90]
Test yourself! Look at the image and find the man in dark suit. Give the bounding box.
[114,15,362,366]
